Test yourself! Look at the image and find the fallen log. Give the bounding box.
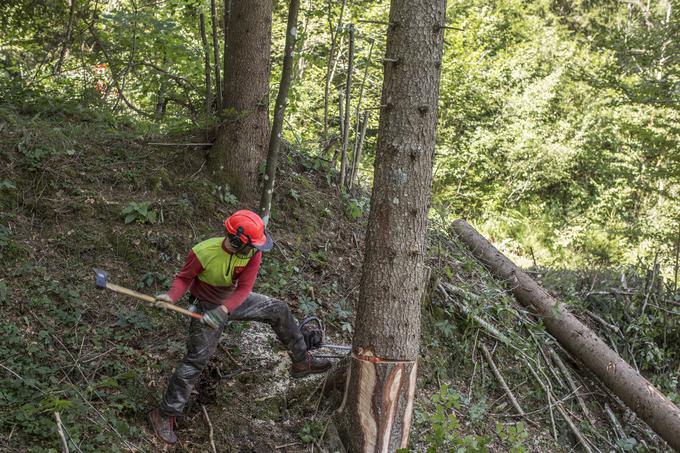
[452,219,680,451]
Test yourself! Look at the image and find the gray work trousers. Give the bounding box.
[158,293,307,416]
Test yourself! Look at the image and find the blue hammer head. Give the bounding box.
[93,268,107,289]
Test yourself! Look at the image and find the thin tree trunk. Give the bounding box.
[348,38,374,183]
[259,0,300,225]
[331,89,344,164]
[348,110,368,189]
[55,0,77,74]
[323,0,347,140]
[222,0,231,109]
[210,0,222,111]
[452,219,680,451]
[336,0,446,450]
[674,220,679,292]
[199,12,212,140]
[339,24,354,190]
[155,52,168,119]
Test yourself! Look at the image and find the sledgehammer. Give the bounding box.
[93,268,203,320]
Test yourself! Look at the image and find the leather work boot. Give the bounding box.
[148,408,177,444]
[291,352,332,378]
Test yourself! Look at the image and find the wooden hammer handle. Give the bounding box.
[105,282,203,320]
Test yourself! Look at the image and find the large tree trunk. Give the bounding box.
[452,219,680,451]
[336,0,446,451]
[209,0,272,205]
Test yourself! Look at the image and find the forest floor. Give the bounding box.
[0,101,677,452]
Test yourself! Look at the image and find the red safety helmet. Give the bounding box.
[224,210,273,252]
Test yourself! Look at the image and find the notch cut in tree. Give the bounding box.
[452,219,680,451]
[336,0,446,451]
[259,0,300,225]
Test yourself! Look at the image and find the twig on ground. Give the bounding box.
[526,364,593,452]
[480,344,525,417]
[605,403,627,443]
[219,344,242,367]
[585,309,621,333]
[468,331,480,400]
[549,348,595,425]
[275,442,302,449]
[202,405,217,453]
[55,412,70,453]
[546,392,558,441]
[437,283,512,345]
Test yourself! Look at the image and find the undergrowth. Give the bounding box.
[1,100,678,452]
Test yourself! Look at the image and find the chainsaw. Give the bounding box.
[300,316,351,358]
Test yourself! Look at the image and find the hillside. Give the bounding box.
[1,102,677,452]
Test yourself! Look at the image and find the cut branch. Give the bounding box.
[55,412,70,453]
[480,344,525,417]
[202,405,217,453]
[549,347,594,425]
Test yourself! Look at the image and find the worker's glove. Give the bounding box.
[154,293,173,307]
[201,305,229,329]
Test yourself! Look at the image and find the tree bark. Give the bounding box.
[55,0,77,74]
[210,0,272,205]
[323,0,347,140]
[339,24,354,190]
[452,219,680,451]
[259,0,300,225]
[348,38,374,187]
[210,0,222,111]
[199,12,212,140]
[348,110,368,189]
[336,0,446,451]
[222,0,231,108]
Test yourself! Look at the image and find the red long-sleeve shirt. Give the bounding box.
[166,239,262,313]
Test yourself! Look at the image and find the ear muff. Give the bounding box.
[228,226,253,251]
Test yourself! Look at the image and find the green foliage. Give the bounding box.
[0,224,11,247]
[298,294,319,317]
[415,385,492,452]
[496,422,529,452]
[0,288,149,450]
[137,270,171,290]
[213,184,238,206]
[616,436,639,451]
[298,419,324,444]
[346,196,368,220]
[121,201,157,224]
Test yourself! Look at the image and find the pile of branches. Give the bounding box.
[423,221,678,452]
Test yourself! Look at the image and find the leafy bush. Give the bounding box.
[415,385,491,452]
[298,420,324,444]
[121,202,157,224]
